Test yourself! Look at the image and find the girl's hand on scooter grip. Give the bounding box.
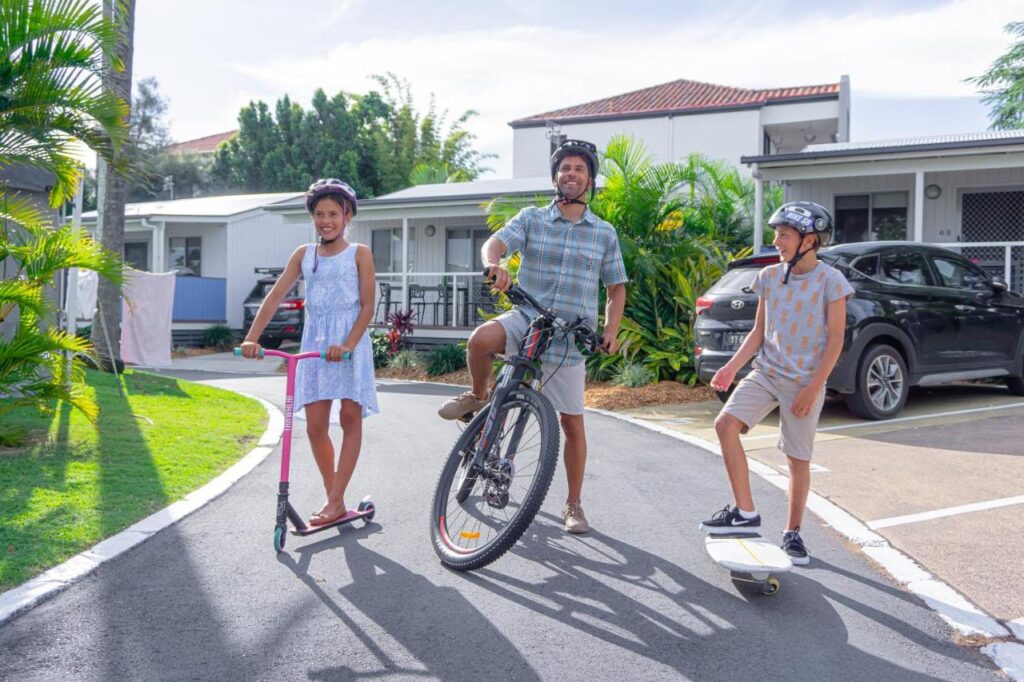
[326,344,351,362]
[240,340,262,360]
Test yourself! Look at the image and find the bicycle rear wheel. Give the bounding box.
[430,387,559,571]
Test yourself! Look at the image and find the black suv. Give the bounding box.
[694,242,1024,419]
[242,268,304,349]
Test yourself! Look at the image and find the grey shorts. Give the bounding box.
[495,310,586,416]
[721,368,825,461]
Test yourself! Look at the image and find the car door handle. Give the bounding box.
[954,304,974,312]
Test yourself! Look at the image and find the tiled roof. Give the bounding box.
[510,78,839,126]
[164,130,237,155]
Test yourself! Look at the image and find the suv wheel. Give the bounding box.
[844,344,908,420]
[1007,373,1024,395]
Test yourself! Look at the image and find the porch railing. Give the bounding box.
[935,241,1024,293]
[372,271,501,328]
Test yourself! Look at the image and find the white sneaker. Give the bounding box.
[563,503,589,534]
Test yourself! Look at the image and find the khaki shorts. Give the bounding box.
[721,368,825,461]
[495,310,586,416]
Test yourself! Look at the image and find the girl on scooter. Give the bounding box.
[241,179,379,526]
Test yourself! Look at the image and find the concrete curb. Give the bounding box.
[0,392,284,626]
[587,406,1022,680]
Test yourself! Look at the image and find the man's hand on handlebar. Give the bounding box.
[600,329,618,354]
[483,264,512,292]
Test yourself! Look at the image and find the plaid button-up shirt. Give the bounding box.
[494,202,628,365]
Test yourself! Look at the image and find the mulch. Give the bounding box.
[374,366,716,410]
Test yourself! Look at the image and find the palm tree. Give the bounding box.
[0,0,129,441]
[91,0,134,370]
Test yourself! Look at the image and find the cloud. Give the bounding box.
[219,0,1012,177]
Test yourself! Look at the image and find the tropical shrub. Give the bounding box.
[611,361,655,388]
[202,324,235,350]
[387,348,420,370]
[370,330,390,368]
[385,309,415,353]
[425,342,466,376]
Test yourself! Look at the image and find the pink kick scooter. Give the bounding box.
[235,347,375,553]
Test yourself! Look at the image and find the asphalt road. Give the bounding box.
[0,375,1001,681]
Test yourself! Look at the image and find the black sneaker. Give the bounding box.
[699,505,761,535]
[782,530,810,565]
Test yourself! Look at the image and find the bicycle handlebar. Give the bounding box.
[481,269,604,354]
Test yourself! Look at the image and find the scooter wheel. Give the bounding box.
[357,500,375,524]
[761,577,780,595]
[273,526,286,553]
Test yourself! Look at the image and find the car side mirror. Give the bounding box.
[991,275,1009,294]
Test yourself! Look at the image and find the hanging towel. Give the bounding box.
[120,269,176,367]
[76,269,98,321]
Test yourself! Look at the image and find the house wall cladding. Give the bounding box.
[787,166,1024,244]
[225,211,311,329]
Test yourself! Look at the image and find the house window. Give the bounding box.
[124,242,148,271]
[446,228,490,272]
[371,227,415,273]
[169,237,201,276]
[834,192,908,243]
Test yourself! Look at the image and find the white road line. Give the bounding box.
[741,400,1024,442]
[868,495,1024,530]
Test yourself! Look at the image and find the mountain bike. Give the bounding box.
[429,273,601,571]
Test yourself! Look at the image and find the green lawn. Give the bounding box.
[0,369,267,590]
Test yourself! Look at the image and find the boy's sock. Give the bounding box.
[737,508,759,519]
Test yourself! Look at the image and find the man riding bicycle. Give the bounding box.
[437,139,628,534]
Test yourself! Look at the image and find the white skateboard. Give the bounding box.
[705,534,792,595]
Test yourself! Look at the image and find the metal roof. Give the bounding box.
[510,78,839,127]
[742,129,1024,164]
[82,192,301,221]
[267,176,559,212]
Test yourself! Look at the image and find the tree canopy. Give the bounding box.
[211,73,493,198]
[968,21,1024,130]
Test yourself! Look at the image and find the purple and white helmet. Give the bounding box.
[305,178,358,215]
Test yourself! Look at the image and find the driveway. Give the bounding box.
[620,382,1024,642]
[0,359,1004,680]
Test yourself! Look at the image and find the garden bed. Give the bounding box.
[374,366,716,410]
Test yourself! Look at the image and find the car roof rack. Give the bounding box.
[255,267,284,276]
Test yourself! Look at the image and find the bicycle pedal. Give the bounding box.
[457,412,475,423]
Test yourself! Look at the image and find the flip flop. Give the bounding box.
[309,509,349,527]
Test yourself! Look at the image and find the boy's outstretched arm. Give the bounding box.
[710,297,766,391]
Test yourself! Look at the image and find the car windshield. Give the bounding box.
[710,267,761,294]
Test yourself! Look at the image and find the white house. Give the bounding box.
[81,192,302,343]
[742,130,1024,291]
[510,76,849,178]
[265,177,561,338]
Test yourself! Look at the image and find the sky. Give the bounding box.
[132,0,1021,178]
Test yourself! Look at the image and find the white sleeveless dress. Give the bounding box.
[294,243,379,418]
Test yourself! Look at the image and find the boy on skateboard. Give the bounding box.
[700,201,853,565]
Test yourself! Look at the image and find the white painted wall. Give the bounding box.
[787,166,1024,244]
[225,211,311,328]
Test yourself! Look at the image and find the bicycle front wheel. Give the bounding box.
[430,388,559,571]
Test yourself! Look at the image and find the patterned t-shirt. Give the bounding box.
[750,260,854,385]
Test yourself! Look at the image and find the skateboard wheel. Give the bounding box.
[357,499,375,523]
[761,577,780,595]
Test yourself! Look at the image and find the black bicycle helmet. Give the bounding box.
[550,139,599,204]
[768,201,833,248]
[305,178,358,215]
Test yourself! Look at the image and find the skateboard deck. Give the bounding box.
[705,534,792,595]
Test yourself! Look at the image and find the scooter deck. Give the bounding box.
[290,508,373,536]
